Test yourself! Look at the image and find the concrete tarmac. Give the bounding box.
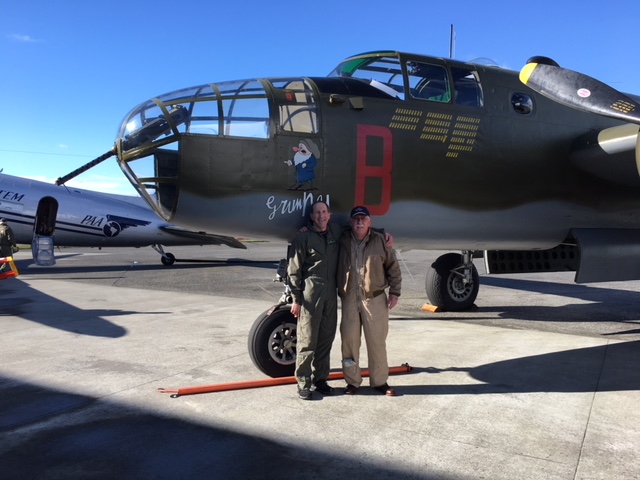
[0,243,639,479]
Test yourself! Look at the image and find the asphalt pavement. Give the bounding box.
[0,243,638,479]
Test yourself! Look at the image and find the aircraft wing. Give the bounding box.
[159,226,247,249]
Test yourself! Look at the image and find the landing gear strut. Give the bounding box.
[151,244,175,265]
[248,257,297,378]
[426,251,479,311]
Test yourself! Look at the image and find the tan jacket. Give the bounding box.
[337,230,401,299]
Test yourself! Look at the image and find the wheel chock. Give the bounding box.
[421,303,440,312]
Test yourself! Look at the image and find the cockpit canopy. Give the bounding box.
[329,51,483,106]
[329,52,407,99]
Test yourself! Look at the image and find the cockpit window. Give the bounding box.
[220,80,270,138]
[119,79,271,149]
[451,67,483,107]
[329,54,405,99]
[511,93,534,115]
[270,79,318,134]
[407,61,450,102]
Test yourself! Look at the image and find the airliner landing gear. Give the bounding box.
[151,244,175,265]
[248,258,297,378]
[426,251,479,311]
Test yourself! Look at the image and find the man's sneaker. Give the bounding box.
[298,387,313,400]
[313,380,334,395]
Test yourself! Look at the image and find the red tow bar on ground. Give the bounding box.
[158,363,413,397]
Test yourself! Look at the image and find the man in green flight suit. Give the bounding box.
[288,201,341,400]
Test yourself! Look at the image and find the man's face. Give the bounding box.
[311,203,331,232]
[349,214,371,240]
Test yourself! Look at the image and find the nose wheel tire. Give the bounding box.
[248,305,297,378]
[161,253,176,266]
[426,253,479,311]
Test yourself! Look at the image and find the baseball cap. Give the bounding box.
[350,206,370,218]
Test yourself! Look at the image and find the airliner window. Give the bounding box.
[511,93,533,115]
[407,61,451,102]
[451,67,483,107]
[330,55,405,99]
[271,79,318,134]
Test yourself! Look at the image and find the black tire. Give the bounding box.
[248,305,297,377]
[161,253,176,266]
[426,253,479,311]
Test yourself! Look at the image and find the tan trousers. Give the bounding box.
[340,293,389,387]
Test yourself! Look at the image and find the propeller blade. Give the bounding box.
[519,62,640,125]
[55,147,116,186]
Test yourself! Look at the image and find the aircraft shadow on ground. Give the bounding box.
[0,376,448,480]
[13,257,279,276]
[1,340,638,477]
[0,279,168,338]
[481,275,640,304]
[406,340,640,395]
[473,276,640,329]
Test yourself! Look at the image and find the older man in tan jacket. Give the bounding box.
[337,206,402,396]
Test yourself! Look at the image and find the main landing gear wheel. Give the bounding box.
[248,305,297,378]
[161,253,176,266]
[426,253,479,311]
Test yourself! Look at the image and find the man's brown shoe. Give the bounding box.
[373,383,397,396]
[344,384,358,395]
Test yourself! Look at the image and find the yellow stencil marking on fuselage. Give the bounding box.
[388,108,423,132]
[446,115,480,156]
[611,100,635,114]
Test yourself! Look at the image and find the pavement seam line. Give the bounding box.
[573,339,610,480]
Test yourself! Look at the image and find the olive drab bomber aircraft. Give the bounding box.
[56,50,640,377]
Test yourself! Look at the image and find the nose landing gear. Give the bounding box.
[248,257,297,378]
[151,244,176,265]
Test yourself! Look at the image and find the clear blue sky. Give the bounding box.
[2,0,639,195]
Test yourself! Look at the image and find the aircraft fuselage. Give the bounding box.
[0,174,216,248]
[115,51,639,252]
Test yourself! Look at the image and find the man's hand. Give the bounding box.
[384,232,394,248]
[291,303,301,318]
[388,294,399,310]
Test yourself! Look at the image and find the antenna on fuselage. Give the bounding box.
[449,24,455,59]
